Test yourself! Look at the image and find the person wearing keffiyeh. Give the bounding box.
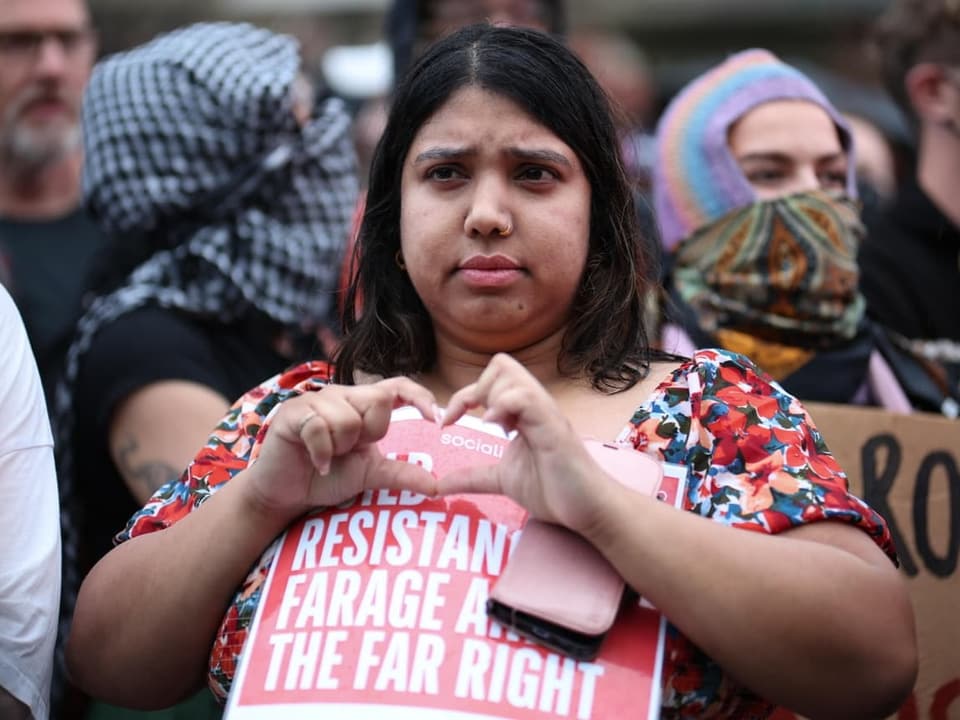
[653,49,913,411]
[51,21,358,718]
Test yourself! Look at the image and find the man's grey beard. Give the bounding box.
[0,120,81,174]
[0,83,82,174]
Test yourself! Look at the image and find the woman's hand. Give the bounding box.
[440,353,615,534]
[244,377,440,523]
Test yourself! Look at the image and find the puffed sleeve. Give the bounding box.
[632,348,896,562]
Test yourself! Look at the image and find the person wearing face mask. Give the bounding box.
[653,49,911,410]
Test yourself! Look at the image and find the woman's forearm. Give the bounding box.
[68,377,441,708]
[67,471,293,708]
[583,485,917,719]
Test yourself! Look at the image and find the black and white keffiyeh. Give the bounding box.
[80,20,358,328]
[53,22,358,710]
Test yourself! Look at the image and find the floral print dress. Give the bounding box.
[117,348,894,718]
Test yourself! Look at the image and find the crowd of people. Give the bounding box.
[2,0,956,718]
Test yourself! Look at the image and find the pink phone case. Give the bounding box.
[487,441,663,655]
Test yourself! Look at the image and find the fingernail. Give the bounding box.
[433,403,444,427]
[318,461,331,477]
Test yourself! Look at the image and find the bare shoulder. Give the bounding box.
[566,361,685,440]
[648,358,686,382]
[632,359,686,399]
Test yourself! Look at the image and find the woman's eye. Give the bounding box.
[746,168,784,184]
[517,166,557,182]
[426,166,463,181]
[819,172,847,188]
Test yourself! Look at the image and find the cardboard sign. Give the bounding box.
[795,404,960,720]
[225,409,687,720]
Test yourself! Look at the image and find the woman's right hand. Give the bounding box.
[242,377,440,523]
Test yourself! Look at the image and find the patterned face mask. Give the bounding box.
[672,190,866,348]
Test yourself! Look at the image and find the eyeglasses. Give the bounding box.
[0,28,95,64]
[942,65,960,88]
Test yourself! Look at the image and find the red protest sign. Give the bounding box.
[226,409,684,720]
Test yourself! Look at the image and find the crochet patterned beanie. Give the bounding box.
[653,48,858,253]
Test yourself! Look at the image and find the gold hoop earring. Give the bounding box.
[497,223,513,237]
[395,249,406,271]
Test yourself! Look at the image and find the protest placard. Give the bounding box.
[225,408,687,720]
[778,404,960,720]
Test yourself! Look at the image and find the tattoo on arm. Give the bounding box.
[114,434,181,501]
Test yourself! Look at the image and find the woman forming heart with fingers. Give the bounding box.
[68,24,916,720]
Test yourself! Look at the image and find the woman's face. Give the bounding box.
[400,85,592,355]
[728,99,849,200]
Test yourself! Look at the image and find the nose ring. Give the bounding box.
[497,223,513,237]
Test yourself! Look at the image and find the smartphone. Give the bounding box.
[486,441,663,660]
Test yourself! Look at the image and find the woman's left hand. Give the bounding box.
[439,353,613,533]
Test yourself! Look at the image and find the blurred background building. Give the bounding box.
[85,0,913,187]
[85,0,898,78]
[86,0,896,71]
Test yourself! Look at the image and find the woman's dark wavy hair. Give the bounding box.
[335,23,658,392]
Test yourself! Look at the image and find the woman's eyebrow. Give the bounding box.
[412,147,475,164]
[737,151,846,164]
[507,147,572,167]
[816,151,848,164]
[412,146,573,167]
[736,152,791,163]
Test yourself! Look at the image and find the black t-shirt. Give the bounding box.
[860,178,960,413]
[860,177,960,342]
[0,210,106,403]
[72,304,299,566]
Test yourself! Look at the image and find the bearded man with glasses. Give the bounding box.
[0,0,103,408]
[0,4,103,719]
